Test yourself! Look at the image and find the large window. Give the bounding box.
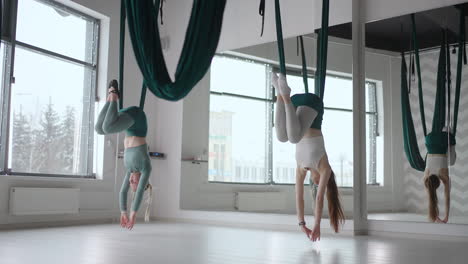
[0,0,99,177]
[208,56,271,183]
[209,55,382,187]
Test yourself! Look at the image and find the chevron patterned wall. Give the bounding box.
[403,50,468,216]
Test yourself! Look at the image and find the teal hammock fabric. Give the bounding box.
[314,0,330,99]
[274,0,286,75]
[411,14,426,137]
[401,11,465,170]
[123,0,226,102]
[453,12,466,136]
[274,0,329,96]
[118,0,126,109]
[432,30,447,135]
[401,52,425,171]
[298,36,309,93]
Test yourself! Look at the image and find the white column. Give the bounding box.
[352,0,368,235]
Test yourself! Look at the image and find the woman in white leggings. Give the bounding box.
[273,73,345,241]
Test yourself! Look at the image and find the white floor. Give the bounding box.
[1,222,468,264]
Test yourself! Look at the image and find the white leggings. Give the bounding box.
[275,99,318,144]
[274,73,327,171]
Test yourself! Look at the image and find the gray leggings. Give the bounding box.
[275,99,318,143]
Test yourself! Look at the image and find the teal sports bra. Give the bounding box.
[425,131,456,155]
[119,106,148,137]
[291,93,324,130]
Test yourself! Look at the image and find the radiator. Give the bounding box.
[9,187,80,216]
[235,192,286,212]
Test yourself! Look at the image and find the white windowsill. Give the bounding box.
[0,174,102,182]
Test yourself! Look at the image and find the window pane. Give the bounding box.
[322,111,353,187]
[366,82,376,113]
[0,43,5,146]
[322,76,353,110]
[272,129,311,184]
[16,0,96,63]
[209,95,267,183]
[272,109,354,187]
[284,74,314,96]
[211,56,269,99]
[8,47,92,175]
[286,74,354,110]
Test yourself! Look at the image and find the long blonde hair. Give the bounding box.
[327,171,345,232]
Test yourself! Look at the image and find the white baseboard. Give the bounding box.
[0,218,115,230]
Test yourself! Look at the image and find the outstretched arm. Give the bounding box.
[131,168,152,213]
[311,160,332,242]
[295,167,312,239]
[441,173,451,223]
[127,166,152,230]
[119,171,131,228]
[119,171,131,213]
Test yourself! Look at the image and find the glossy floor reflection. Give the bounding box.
[369,212,468,224]
[0,222,467,264]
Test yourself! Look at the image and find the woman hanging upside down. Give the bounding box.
[95,80,152,230]
[424,129,455,223]
[273,73,345,241]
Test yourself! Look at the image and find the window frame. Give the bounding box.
[208,54,380,187]
[0,0,100,178]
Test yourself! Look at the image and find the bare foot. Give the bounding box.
[277,74,291,96]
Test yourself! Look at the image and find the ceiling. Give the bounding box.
[325,3,468,53]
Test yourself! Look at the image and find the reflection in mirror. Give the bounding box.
[363,3,468,224]
[179,2,353,237]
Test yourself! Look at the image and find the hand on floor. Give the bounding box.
[311,224,321,242]
[436,216,448,224]
[120,212,129,228]
[126,211,137,230]
[301,225,313,240]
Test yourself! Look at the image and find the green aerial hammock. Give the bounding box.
[274,0,329,97]
[401,12,465,172]
[118,0,226,103]
[274,0,329,130]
